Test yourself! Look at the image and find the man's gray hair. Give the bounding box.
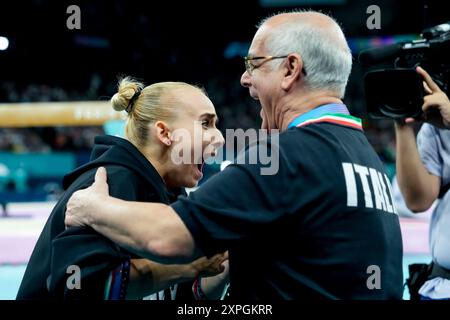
[258,11,353,98]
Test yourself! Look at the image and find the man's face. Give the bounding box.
[240,29,283,130]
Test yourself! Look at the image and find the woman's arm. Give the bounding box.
[199,259,230,300]
[126,253,227,300]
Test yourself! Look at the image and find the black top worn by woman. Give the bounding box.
[17,135,180,299]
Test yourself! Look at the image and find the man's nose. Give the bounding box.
[240,71,251,88]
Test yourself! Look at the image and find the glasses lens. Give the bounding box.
[244,58,249,72]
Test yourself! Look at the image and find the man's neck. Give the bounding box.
[276,91,343,130]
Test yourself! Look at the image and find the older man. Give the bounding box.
[65,11,403,299]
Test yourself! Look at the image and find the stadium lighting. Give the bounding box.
[0,36,9,51]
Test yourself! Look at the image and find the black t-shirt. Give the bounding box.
[172,122,403,300]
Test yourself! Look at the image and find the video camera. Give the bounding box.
[359,22,450,120]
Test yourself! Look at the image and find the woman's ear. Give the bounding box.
[281,53,303,91]
[154,121,172,146]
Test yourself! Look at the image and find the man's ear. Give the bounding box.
[281,53,303,91]
[154,121,172,146]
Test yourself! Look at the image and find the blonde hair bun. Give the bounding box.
[111,76,145,112]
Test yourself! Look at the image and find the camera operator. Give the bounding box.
[395,66,450,300]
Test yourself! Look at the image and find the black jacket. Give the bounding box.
[16,135,177,299]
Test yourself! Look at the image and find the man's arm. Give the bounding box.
[67,149,287,264]
[394,123,440,212]
[394,66,449,212]
[65,167,201,264]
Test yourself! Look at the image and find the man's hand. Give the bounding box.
[404,67,450,128]
[65,167,110,228]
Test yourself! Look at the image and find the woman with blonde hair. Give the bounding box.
[17,78,227,300]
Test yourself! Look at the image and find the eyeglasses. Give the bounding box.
[244,55,307,76]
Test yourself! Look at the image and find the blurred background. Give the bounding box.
[0,0,448,299]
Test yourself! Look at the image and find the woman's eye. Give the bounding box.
[202,121,209,127]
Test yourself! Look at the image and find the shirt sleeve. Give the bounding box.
[417,123,442,178]
[171,158,287,257]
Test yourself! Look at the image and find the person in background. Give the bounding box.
[395,66,450,300]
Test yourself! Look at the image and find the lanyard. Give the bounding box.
[287,103,362,130]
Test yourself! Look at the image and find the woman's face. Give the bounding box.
[165,87,224,188]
